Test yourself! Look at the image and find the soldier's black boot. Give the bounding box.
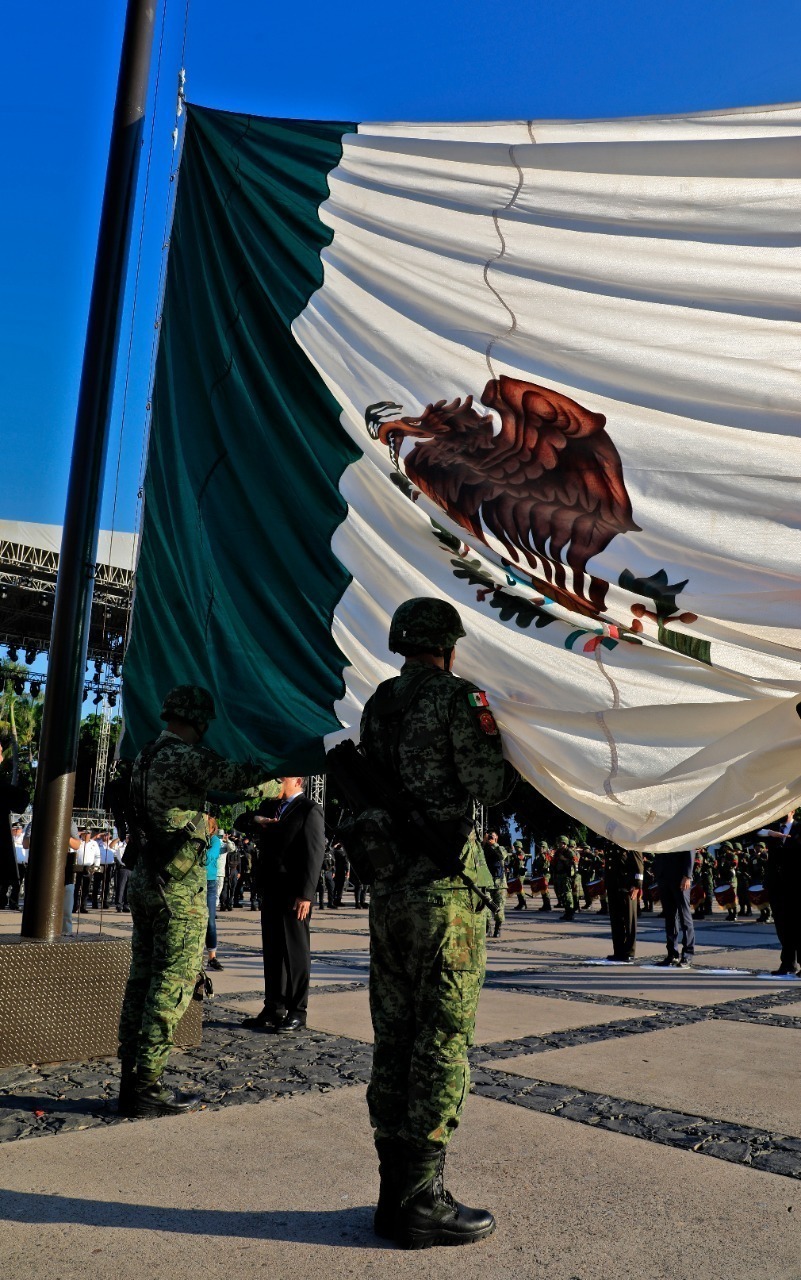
[129,1077,203,1117]
[396,1149,496,1250]
[540,894,552,912]
[117,1060,138,1116]
[374,1138,406,1239]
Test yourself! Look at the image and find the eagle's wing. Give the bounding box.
[477,377,640,581]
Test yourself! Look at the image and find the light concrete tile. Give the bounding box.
[474,990,658,1042]
[500,1018,801,1136]
[494,966,788,1005]
[0,1086,798,1280]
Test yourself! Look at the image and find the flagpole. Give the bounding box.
[22,0,158,941]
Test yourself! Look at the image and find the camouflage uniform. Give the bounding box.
[509,840,528,910]
[361,663,514,1148]
[717,842,739,920]
[118,688,270,1088]
[531,840,553,911]
[552,837,579,919]
[358,598,516,1249]
[481,836,506,937]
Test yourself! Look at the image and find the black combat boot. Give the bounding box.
[539,894,552,912]
[129,1077,203,1117]
[373,1137,406,1239]
[492,919,502,939]
[117,1059,138,1115]
[396,1149,496,1250]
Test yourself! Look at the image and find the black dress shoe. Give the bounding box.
[241,1010,283,1031]
[207,956,224,971]
[275,1012,307,1034]
[772,966,799,976]
[606,954,633,963]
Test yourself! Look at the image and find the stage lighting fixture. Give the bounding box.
[25,647,37,665]
[94,658,103,675]
[111,661,120,678]
[8,646,18,662]
[30,682,41,697]
[13,679,24,695]
[0,587,7,600]
[93,692,103,706]
[109,692,117,708]
[40,594,48,608]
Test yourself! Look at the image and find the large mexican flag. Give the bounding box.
[122,101,801,851]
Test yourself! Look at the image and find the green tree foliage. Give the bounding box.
[488,777,587,849]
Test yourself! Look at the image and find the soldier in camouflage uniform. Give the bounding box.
[359,598,517,1249]
[552,836,579,921]
[117,686,273,1117]
[510,839,528,911]
[481,831,506,938]
[717,841,739,920]
[531,840,553,911]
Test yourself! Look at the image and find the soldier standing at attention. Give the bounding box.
[532,840,553,911]
[359,598,517,1249]
[552,836,578,921]
[117,685,273,1117]
[481,831,506,939]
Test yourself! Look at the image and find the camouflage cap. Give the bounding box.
[160,685,216,727]
[388,597,466,653]
[557,834,570,846]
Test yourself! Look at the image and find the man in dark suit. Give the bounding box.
[236,776,325,1033]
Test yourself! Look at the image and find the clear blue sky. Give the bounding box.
[2,0,799,535]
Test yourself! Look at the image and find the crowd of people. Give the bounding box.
[479,825,798,974]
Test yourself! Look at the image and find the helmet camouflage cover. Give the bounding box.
[160,684,216,727]
[389,597,466,653]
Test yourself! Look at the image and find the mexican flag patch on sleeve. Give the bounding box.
[467,691,490,709]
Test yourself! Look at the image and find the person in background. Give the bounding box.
[114,836,131,912]
[205,817,224,971]
[92,829,115,908]
[74,829,100,913]
[653,849,695,968]
[0,783,30,909]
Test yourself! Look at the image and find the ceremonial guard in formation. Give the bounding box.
[481,831,506,938]
[357,597,517,1249]
[117,686,272,1117]
[529,840,553,911]
[551,836,580,921]
[604,844,644,962]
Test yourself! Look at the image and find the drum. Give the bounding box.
[714,883,735,907]
[506,877,523,896]
[649,882,661,903]
[690,883,705,906]
[749,883,769,907]
[586,877,605,900]
[527,874,549,894]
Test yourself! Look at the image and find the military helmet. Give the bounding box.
[557,834,570,846]
[160,685,216,727]
[538,840,550,850]
[388,597,466,653]
[513,840,524,850]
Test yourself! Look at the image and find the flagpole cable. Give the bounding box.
[129,0,192,595]
[105,0,169,573]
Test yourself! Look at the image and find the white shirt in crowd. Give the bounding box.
[97,840,116,866]
[76,838,101,868]
[13,835,27,866]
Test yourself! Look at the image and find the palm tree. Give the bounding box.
[0,665,43,787]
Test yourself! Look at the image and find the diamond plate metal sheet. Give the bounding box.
[0,935,202,1068]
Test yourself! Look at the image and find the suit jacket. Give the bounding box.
[236,795,325,902]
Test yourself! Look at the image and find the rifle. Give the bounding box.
[325,738,500,924]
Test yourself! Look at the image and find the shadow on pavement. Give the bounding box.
[0,1191,383,1246]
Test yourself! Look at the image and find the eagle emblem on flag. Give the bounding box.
[365,376,639,619]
